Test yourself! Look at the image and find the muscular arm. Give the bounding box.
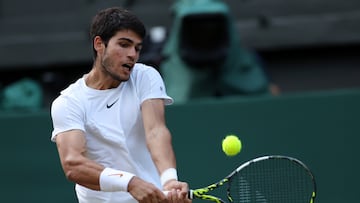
[55,130,104,190]
[141,99,176,175]
[142,99,190,202]
[56,129,168,202]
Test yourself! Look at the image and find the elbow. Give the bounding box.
[61,156,83,182]
[64,168,78,182]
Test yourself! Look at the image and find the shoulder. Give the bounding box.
[60,78,84,96]
[131,63,161,77]
[51,78,85,114]
[130,63,164,85]
[129,63,173,105]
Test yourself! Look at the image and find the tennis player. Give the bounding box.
[50,7,190,203]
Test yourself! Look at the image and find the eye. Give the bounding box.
[135,45,142,53]
[119,42,130,48]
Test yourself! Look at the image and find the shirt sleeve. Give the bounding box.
[136,65,173,105]
[50,95,85,142]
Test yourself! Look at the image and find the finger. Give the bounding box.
[170,189,179,203]
[155,189,167,203]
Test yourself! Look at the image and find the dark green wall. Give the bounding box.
[1,89,359,202]
[167,89,360,203]
[0,111,75,202]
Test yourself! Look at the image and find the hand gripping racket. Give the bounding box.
[187,155,316,203]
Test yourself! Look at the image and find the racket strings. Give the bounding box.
[229,158,315,203]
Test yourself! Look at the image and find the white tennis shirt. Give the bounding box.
[51,63,173,203]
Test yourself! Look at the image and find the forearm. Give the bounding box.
[141,99,179,186]
[56,131,137,193]
[147,131,189,197]
[63,157,136,192]
[147,127,177,173]
[62,155,104,190]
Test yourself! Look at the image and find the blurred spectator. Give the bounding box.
[159,0,279,103]
[1,78,43,111]
[139,26,168,70]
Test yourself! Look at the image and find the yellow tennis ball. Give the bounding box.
[222,135,242,156]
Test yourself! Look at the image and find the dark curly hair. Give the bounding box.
[90,7,146,59]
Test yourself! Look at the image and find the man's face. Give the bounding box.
[99,30,143,82]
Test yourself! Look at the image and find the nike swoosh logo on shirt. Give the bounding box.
[106,99,119,108]
[109,173,123,177]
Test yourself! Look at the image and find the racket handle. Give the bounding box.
[188,190,194,199]
[163,190,193,199]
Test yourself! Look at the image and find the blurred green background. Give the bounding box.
[1,89,359,202]
[1,0,360,202]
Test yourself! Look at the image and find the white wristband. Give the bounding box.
[160,168,178,186]
[99,168,135,192]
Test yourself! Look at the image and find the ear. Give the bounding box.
[93,36,104,53]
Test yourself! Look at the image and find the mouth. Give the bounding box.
[122,63,133,71]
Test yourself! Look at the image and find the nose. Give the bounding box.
[127,47,138,61]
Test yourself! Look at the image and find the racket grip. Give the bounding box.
[163,190,193,199]
[188,190,194,199]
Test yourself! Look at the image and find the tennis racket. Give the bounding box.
[187,155,316,203]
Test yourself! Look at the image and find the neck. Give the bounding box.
[85,67,121,90]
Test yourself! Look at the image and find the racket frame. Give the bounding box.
[188,155,317,203]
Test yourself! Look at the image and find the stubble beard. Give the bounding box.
[101,57,129,82]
